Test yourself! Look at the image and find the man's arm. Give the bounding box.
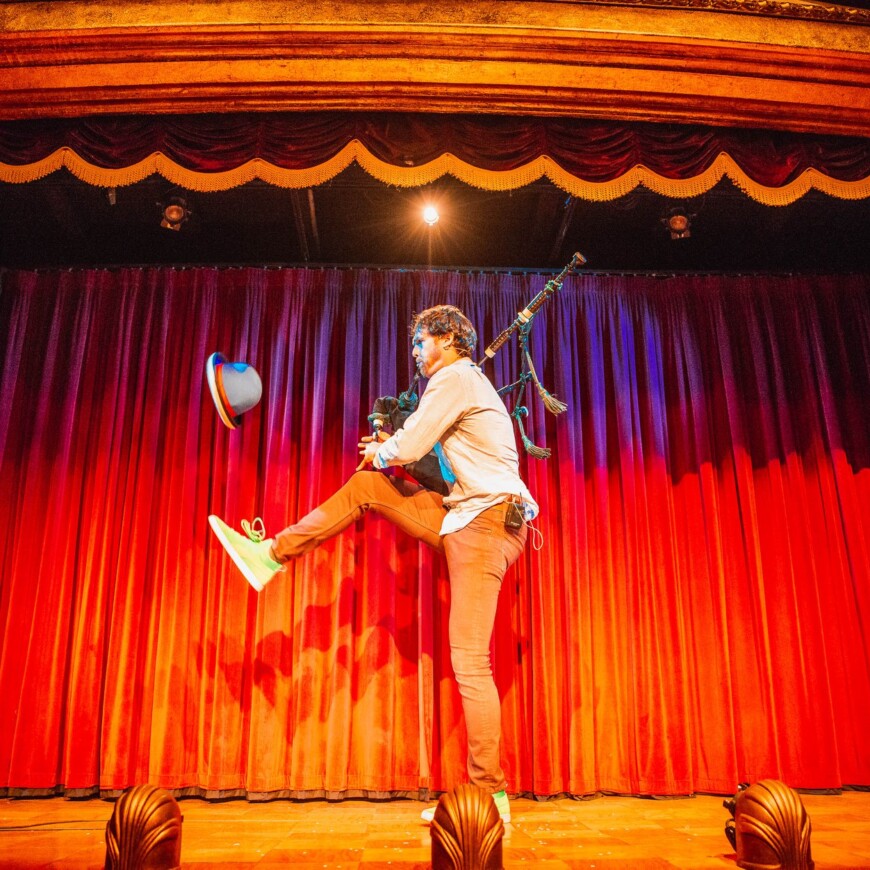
[372,366,465,469]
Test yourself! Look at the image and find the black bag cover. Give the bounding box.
[370,395,449,496]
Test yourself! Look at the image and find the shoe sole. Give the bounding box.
[208,514,266,592]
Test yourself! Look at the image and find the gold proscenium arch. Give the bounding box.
[1,0,870,137]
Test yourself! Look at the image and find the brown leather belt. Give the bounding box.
[446,495,523,514]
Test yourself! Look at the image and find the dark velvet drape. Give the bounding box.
[1,113,869,187]
[0,267,868,798]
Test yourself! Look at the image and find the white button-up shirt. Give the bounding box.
[374,358,539,534]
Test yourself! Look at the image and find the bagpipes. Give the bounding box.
[368,252,586,494]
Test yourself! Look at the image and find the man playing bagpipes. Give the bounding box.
[209,304,537,823]
[208,254,583,823]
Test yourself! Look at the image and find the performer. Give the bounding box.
[209,304,538,823]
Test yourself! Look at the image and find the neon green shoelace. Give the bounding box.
[241,517,267,542]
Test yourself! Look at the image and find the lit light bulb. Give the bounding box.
[423,205,439,226]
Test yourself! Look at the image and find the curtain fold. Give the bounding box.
[1,113,869,202]
[0,267,868,798]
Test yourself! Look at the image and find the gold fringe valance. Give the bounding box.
[2,142,870,205]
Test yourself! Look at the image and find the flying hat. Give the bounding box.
[206,352,262,429]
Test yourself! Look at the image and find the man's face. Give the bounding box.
[412,327,454,378]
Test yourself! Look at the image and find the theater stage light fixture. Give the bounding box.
[159,195,191,231]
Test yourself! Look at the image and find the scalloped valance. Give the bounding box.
[2,113,869,205]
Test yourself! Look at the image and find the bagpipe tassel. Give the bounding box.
[536,382,568,415]
[524,348,567,415]
[512,405,552,459]
[523,433,553,460]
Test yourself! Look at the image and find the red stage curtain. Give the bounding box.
[0,267,868,798]
[1,113,869,200]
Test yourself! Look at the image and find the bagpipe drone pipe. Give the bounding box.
[367,252,586,494]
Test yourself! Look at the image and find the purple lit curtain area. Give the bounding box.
[0,267,868,798]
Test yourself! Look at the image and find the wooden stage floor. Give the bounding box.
[1,790,869,868]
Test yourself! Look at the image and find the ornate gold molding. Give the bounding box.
[724,780,814,870]
[1,1,869,135]
[431,784,504,870]
[592,0,870,26]
[105,784,183,869]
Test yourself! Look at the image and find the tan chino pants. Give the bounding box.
[270,470,527,793]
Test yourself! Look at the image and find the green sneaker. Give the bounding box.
[420,789,511,825]
[493,790,511,823]
[208,514,282,591]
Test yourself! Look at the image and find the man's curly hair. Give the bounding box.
[411,305,477,358]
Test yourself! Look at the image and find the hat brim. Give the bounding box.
[206,352,240,429]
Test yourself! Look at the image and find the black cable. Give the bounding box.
[0,819,103,831]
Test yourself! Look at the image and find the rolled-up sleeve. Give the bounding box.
[373,367,463,468]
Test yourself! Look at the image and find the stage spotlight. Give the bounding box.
[423,205,439,226]
[159,195,191,231]
[662,207,693,240]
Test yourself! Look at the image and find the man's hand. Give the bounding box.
[356,431,389,471]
